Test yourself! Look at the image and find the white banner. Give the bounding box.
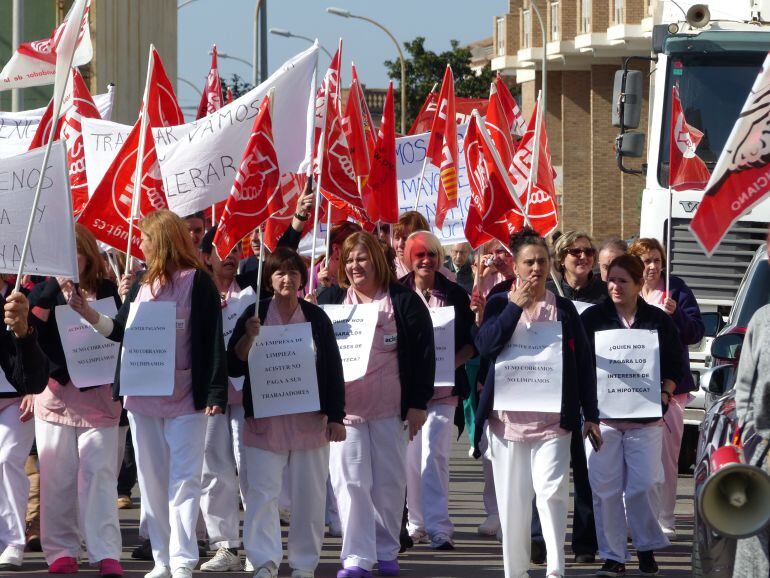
[0,91,114,159]
[156,45,318,217]
[119,301,176,396]
[55,298,119,389]
[0,370,15,393]
[321,303,378,382]
[0,141,79,279]
[595,329,662,419]
[222,286,257,392]
[430,306,455,390]
[494,321,563,412]
[248,322,320,418]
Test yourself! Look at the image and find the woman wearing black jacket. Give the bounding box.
[317,231,435,578]
[228,247,345,578]
[399,231,475,551]
[0,291,48,571]
[474,229,601,578]
[580,254,683,577]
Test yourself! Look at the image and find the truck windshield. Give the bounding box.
[733,254,770,329]
[658,51,766,188]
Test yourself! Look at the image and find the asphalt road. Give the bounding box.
[16,441,696,577]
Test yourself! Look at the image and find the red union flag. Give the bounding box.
[691,53,770,254]
[351,63,376,157]
[342,75,370,178]
[408,92,489,135]
[485,83,516,169]
[363,82,398,223]
[214,97,282,259]
[669,86,710,191]
[427,65,459,229]
[311,41,342,173]
[264,173,311,252]
[196,45,223,120]
[147,47,185,128]
[495,73,527,139]
[464,114,517,249]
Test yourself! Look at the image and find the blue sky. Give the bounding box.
[177,0,506,117]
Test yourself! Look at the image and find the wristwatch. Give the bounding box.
[294,212,309,221]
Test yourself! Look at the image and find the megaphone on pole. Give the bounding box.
[698,444,770,538]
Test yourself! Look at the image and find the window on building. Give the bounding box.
[614,0,625,23]
[497,16,506,56]
[551,1,560,42]
[523,9,532,48]
[581,0,592,33]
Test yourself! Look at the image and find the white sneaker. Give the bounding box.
[661,526,677,540]
[244,559,254,572]
[172,569,192,578]
[409,528,430,544]
[291,571,314,578]
[200,547,242,572]
[145,565,171,578]
[478,514,501,536]
[254,562,278,578]
[0,544,24,570]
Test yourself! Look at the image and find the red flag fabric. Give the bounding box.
[408,92,489,135]
[495,73,527,139]
[28,98,60,150]
[464,114,517,249]
[669,86,710,192]
[690,53,770,254]
[147,47,185,128]
[507,101,559,237]
[485,84,516,170]
[226,87,234,105]
[427,66,459,229]
[311,42,342,173]
[363,82,398,223]
[214,96,282,259]
[351,63,376,156]
[263,173,311,252]
[342,75,370,178]
[196,45,223,120]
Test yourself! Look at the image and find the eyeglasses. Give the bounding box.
[565,247,596,258]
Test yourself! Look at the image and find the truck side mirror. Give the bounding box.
[701,312,725,339]
[612,70,643,129]
[700,364,735,396]
[711,332,744,364]
[616,132,646,158]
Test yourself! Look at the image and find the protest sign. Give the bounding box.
[222,287,257,391]
[430,306,455,390]
[0,141,79,279]
[0,370,14,393]
[595,329,662,419]
[119,301,175,396]
[55,298,119,389]
[494,321,563,412]
[248,322,321,418]
[321,303,378,382]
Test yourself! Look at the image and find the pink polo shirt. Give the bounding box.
[475,271,508,299]
[244,299,327,452]
[123,269,197,418]
[489,290,569,443]
[343,287,401,424]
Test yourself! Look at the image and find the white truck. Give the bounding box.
[613,0,770,469]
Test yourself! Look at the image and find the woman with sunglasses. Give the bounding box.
[549,232,608,306]
[399,231,476,551]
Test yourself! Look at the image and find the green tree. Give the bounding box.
[221,74,254,101]
[384,37,495,130]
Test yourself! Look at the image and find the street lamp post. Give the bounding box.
[212,50,253,70]
[177,77,203,96]
[326,7,406,134]
[269,28,333,60]
[529,1,547,120]
[254,0,268,86]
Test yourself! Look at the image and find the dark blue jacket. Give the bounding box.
[472,293,599,457]
[665,275,704,395]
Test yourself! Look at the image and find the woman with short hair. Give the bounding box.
[550,231,608,305]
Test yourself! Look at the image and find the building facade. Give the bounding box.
[492,0,653,240]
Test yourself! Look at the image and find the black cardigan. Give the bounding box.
[29,278,122,386]
[580,297,684,422]
[227,298,346,423]
[473,293,599,457]
[318,283,435,419]
[0,293,49,397]
[105,269,228,410]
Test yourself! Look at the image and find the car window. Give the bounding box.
[735,259,770,328]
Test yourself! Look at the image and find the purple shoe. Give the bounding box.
[377,560,399,576]
[337,567,373,578]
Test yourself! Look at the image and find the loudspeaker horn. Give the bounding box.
[698,444,770,538]
[686,4,711,28]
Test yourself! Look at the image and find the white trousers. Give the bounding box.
[657,394,686,529]
[406,403,454,538]
[486,426,571,578]
[0,403,35,550]
[200,404,247,549]
[587,423,669,562]
[243,443,329,572]
[477,433,499,516]
[128,411,207,572]
[36,418,121,565]
[330,416,408,571]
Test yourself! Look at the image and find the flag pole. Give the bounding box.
[525,90,543,217]
[412,82,439,211]
[124,45,155,276]
[325,200,333,263]
[11,1,87,295]
[308,72,329,296]
[666,187,672,299]
[474,249,483,325]
[255,226,265,298]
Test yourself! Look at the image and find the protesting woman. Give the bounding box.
[0,292,49,571]
[580,254,682,576]
[474,228,601,578]
[628,238,704,538]
[228,246,346,578]
[550,232,608,305]
[28,224,124,577]
[399,231,475,550]
[70,210,227,578]
[318,231,435,578]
